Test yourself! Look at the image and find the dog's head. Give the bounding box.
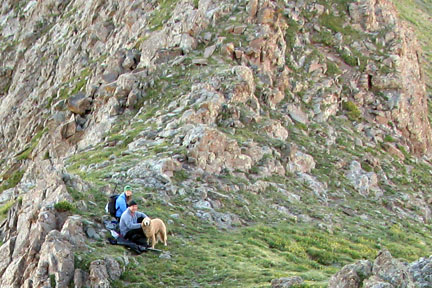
[142,216,151,227]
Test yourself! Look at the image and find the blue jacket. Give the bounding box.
[115,192,128,218]
[119,208,147,236]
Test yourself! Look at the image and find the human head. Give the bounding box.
[124,185,132,197]
[128,200,138,213]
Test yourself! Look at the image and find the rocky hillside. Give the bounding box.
[1,0,432,287]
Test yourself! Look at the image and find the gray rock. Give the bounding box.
[363,276,394,288]
[204,45,216,58]
[74,269,90,288]
[410,256,432,287]
[67,92,92,115]
[194,200,212,210]
[345,161,382,198]
[89,260,110,288]
[287,104,308,124]
[60,120,77,139]
[105,257,122,280]
[159,252,172,259]
[271,276,304,287]
[373,249,415,288]
[328,260,373,288]
[0,238,14,276]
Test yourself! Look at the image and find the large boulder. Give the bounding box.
[410,256,432,288]
[67,92,92,115]
[328,260,373,288]
[271,276,304,287]
[372,249,415,288]
[183,125,253,173]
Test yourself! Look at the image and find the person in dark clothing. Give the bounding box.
[119,200,148,246]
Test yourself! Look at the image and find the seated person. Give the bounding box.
[115,185,133,220]
[119,200,148,246]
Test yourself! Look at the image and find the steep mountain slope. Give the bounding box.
[1,0,432,287]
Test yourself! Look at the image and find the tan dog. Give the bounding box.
[141,217,167,249]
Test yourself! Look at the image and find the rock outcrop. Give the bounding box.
[328,249,423,288]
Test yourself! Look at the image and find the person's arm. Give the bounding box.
[123,213,142,230]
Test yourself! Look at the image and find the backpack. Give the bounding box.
[106,194,119,217]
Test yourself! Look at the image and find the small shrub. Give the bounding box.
[250,165,260,174]
[361,162,373,172]
[340,50,358,67]
[306,247,338,265]
[173,170,189,182]
[0,200,14,217]
[285,18,300,49]
[54,201,74,212]
[0,169,25,194]
[383,135,395,143]
[326,61,341,76]
[49,274,56,288]
[342,101,361,121]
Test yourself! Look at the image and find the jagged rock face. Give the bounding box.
[0,160,84,287]
[348,0,432,154]
[410,256,432,288]
[328,249,422,288]
[0,0,432,286]
[0,0,429,175]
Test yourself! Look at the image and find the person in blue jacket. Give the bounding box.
[119,200,148,245]
[115,185,133,220]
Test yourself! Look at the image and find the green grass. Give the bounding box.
[342,101,361,121]
[16,128,47,161]
[0,169,25,194]
[75,205,432,287]
[147,0,181,31]
[0,200,15,221]
[54,201,75,212]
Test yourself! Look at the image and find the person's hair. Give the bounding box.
[126,194,132,203]
[128,200,137,206]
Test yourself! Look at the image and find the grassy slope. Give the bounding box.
[0,0,429,287]
[63,1,432,287]
[66,100,432,287]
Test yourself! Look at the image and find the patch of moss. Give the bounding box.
[342,101,361,121]
[147,0,181,31]
[172,170,189,183]
[285,18,301,49]
[54,201,75,212]
[0,200,14,221]
[326,61,341,76]
[0,169,25,194]
[16,128,47,161]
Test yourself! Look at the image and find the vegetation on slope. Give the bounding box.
[64,66,432,287]
[1,0,432,286]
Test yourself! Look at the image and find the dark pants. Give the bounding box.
[124,217,147,246]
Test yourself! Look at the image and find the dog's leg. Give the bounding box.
[151,234,156,249]
[162,230,167,246]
